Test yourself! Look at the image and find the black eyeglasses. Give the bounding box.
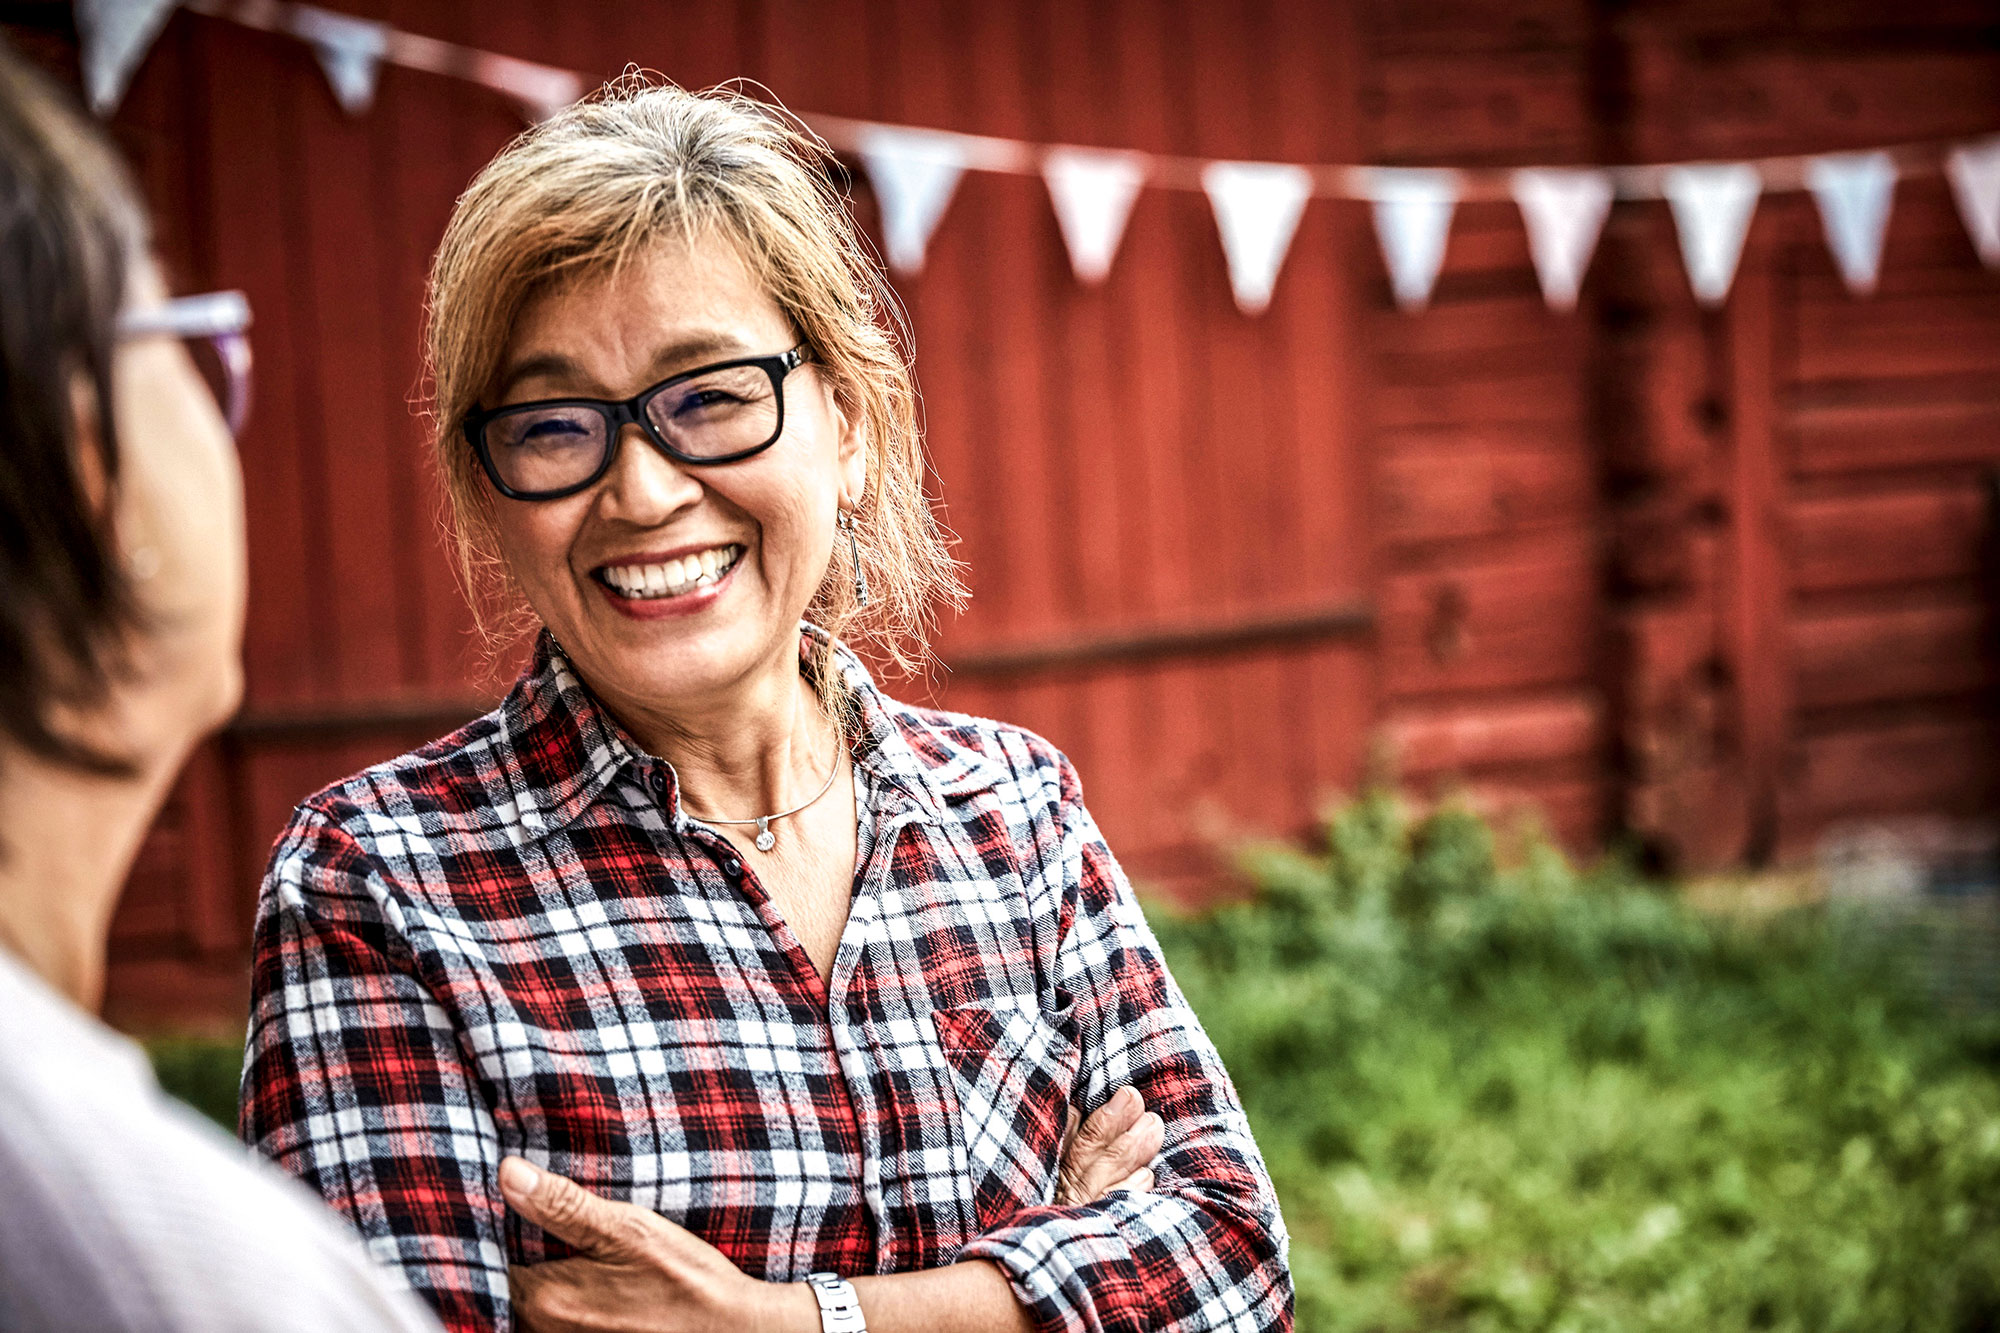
[463,346,808,501]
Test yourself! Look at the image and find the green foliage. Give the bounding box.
[145,1034,241,1130]
[1152,793,2000,1333]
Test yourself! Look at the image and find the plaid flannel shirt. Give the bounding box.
[241,630,1291,1333]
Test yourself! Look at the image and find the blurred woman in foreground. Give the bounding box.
[0,38,435,1332]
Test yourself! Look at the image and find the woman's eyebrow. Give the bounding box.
[494,335,756,401]
[493,352,587,400]
[644,333,751,375]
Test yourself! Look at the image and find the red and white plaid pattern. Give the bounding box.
[241,630,1292,1333]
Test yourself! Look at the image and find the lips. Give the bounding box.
[593,543,744,601]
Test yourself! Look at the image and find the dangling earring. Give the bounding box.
[839,508,870,607]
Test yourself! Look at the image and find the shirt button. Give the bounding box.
[649,772,666,794]
[719,853,743,879]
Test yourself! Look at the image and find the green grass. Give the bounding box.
[1151,793,2000,1332]
[145,1033,241,1130]
[146,793,2000,1330]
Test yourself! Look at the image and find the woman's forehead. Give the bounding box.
[500,235,790,394]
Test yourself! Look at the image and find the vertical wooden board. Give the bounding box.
[1303,640,1374,817]
[754,0,875,112]
[960,2,1071,641]
[374,56,487,695]
[293,66,418,701]
[879,0,996,652]
[1271,2,1369,606]
[1033,0,1137,627]
[601,0,743,90]
[1182,1,1319,836]
[193,19,324,708]
[1105,0,1197,624]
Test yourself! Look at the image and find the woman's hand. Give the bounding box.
[1055,1084,1165,1205]
[501,1156,800,1333]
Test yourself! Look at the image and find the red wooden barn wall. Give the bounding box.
[4,2,1997,1031]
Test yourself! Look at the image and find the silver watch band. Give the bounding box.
[805,1271,866,1333]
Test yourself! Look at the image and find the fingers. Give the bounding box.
[1113,1167,1155,1194]
[1077,1086,1144,1150]
[499,1156,654,1260]
[1055,1087,1166,1205]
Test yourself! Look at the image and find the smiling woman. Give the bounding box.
[238,80,1292,1333]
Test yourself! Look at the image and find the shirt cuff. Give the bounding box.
[958,1202,1147,1333]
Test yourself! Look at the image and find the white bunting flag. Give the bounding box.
[76,0,181,115]
[1201,161,1313,315]
[1042,148,1148,285]
[1946,136,2000,269]
[1363,168,1459,311]
[1510,168,1613,311]
[858,127,973,276]
[1807,151,1896,295]
[291,5,390,116]
[1662,163,1761,307]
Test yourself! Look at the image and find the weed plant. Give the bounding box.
[1150,792,2000,1332]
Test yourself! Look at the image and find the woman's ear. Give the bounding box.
[829,385,867,510]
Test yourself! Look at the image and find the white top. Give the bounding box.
[0,946,441,1332]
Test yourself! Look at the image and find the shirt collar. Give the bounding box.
[492,626,1011,838]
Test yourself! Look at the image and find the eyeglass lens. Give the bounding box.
[483,362,782,495]
[182,332,253,436]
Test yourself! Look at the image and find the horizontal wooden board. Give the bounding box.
[1789,484,1992,592]
[1377,432,1595,546]
[1784,716,1998,826]
[1792,288,2000,387]
[1380,532,1601,697]
[1791,600,1994,711]
[1363,51,1590,163]
[1790,390,2000,477]
[1381,689,1603,775]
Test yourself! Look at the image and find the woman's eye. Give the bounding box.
[677,389,744,413]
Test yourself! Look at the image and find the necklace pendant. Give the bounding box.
[753,817,775,852]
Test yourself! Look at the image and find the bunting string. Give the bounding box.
[86,0,2000,315]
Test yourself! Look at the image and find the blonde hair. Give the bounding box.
[424,78,963,694]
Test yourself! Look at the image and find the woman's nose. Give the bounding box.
[598,422,703,521]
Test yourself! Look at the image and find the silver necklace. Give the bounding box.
[684,737,845,851]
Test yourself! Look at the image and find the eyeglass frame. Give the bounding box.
[462,346,810,502]
[114,289,254,437]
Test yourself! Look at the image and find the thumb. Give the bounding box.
[500,1157,649,1259]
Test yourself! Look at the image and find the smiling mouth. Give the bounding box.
[593,544,744,601]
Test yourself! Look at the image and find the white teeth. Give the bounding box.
[599,544,741,601]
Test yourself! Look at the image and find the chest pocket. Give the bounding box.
[930,998,1081,1232]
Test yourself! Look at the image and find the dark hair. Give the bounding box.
[0,36,148,775]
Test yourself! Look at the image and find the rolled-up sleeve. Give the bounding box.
[240,807,511,1333]
[959,758,1293,1333]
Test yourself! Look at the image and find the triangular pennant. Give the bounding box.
[1662,163,1761,307]
[1946,136,2000,269]
[1200,161,1313,315]
[290,5,389,116]
[1041,148,1148,284]
[1510,168,1613,311]
[75,0,181,115]
[1364,168,1459,311]
[1807,152,1896,295]
[857,127,971,276]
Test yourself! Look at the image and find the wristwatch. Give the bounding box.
[805,1271,867,1332]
